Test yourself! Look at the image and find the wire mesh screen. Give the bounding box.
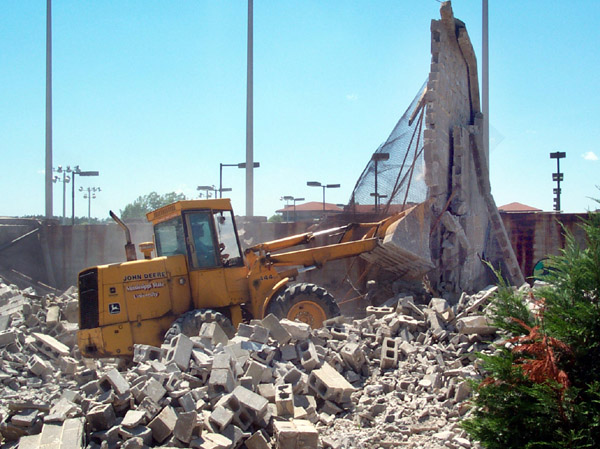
[347,82,428,215]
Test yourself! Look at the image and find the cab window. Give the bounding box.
[185,211,220,269]
[154,217,186,257]
[213,211,243,267]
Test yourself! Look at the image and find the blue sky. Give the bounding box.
[1,1,598,220]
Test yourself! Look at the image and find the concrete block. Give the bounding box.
[209,405,234,431]
[179,391,197,412]
[308,362,355,404]
[297,340,320,371]
[141,377,166,403]
[365,306,395,318]
[118,425,153,446]
[122,410,146,428]
[46,305,60,325]
[429,297,455,321]
[280,344,298,362]
[279,319,310,341]
[456,315,497,335]
[257,384,276,402]
[148,405,177,444]
[340,342,366,372]
[174,410,197,443]
[133,344,165,363]
[275,383,294,418]
[244,360,269,388]
[380,338,399,370]
[27,354,52,377]
[273,419,318,449]
[138,397,162,421]
[232,385,269,419]
[261,313,292,344]
[199,433,233,449]
[245,430,271,449]
[222,424,245,448]
[36,417,85,449]
[0,330,17,347]
[164,334,194,370]
[199,321,229,346]
[99,368,130,395]
[31,333,70,359]
[283,366,308,394]
[208,368,235,394]
[87,403,116,431]
[223,394,253,431]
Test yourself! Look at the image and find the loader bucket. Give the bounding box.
[360,202,434,278]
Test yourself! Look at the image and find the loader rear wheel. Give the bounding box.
[164,309,236,344]
[266,283,340,329]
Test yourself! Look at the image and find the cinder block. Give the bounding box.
[275,384,294,417]
[340,342,366,372]
[296,340,320,371]
[141,377,166,403]
[283,366,308,394]
[121,410,146,428]
[280,344,298,362]
[365,306,395,318]
[223,395,253,431]
[380,338,399,370]
[261,313,292,344]
[244,360,268,388]
[199,322,229,346]
[232,385,268,419]
[209,405,234,431]
[273,419,318,449]
[174,410,197,443]
[245,430,271,449]
[87,403,116,431]
[99,368,130,395]
[279,319,310,341]
[133,344,165,363]
[208,368,235,394]
[27,354,52,377]
[148,405,177,444]
[118,425,153,446]
[200,433,233,449]
[308,362,355,404]
[164,334,194,370]
[456,315,497,335]
[0,330,18,347]
[31,332,70,359]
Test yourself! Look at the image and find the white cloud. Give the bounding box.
[582,151,598,161]
[346,94,358,101]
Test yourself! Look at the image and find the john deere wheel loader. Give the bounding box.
[77,198,422,358]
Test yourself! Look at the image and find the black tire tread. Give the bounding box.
[164,308,235,344]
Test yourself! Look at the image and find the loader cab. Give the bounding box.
[149,200,245,270]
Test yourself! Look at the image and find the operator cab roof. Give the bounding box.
[146,199,233,224]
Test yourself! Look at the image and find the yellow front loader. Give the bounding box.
[77,199,413,358]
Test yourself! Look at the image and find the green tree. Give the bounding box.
[268,214,283,223]
[120,191,187,220]
[462,206,600,448]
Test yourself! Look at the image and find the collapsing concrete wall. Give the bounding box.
[424,2,524,292]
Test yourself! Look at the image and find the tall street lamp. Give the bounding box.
[292,197,304,222]
[53,165,71,223]
[371,152,389,212]
[370,193,388,212]
[197,185,216,199]
[307,182,340,212]
[220,162,260,198]
[550,151,566,212]
[281,196,293,222]
[72,166,99,224]
[80,186,100,219]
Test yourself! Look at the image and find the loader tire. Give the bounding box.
[266,283,340,329]
[164,309,236,344]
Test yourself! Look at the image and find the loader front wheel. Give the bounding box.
[164,309,235,344]
[266,283,340,329]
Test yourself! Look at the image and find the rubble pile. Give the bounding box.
[0,276,519,449]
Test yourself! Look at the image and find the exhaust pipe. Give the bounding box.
[110,211,137,261]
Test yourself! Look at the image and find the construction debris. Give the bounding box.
[0,276,529,448]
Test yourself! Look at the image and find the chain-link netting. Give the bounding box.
[347,82,428,215]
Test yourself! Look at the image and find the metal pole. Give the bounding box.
[72,174,76,225]
[219,163,223,199]
[482,0,489,165]
[322,186,325,212]
[62,171,66,222]
[45,0,53,219]
[374,159,379,212]
[245,0,254,216]
[556,158,561,211]
[88,189,91,219]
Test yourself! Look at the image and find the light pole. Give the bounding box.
[550,151,566,212]
[307,182,340,212]
[370,193,388,212]
[197,185,216,199]
[52,165,71,223]
[281,196,293,222]
[72,166,99,224]
[293,197,304,222]
[80,186,100,219]
[371,152,389,212]
[220,162,260,198]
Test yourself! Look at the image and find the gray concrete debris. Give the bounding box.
[0,276,521,449]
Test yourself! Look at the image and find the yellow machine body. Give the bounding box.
[78,198,401,358]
